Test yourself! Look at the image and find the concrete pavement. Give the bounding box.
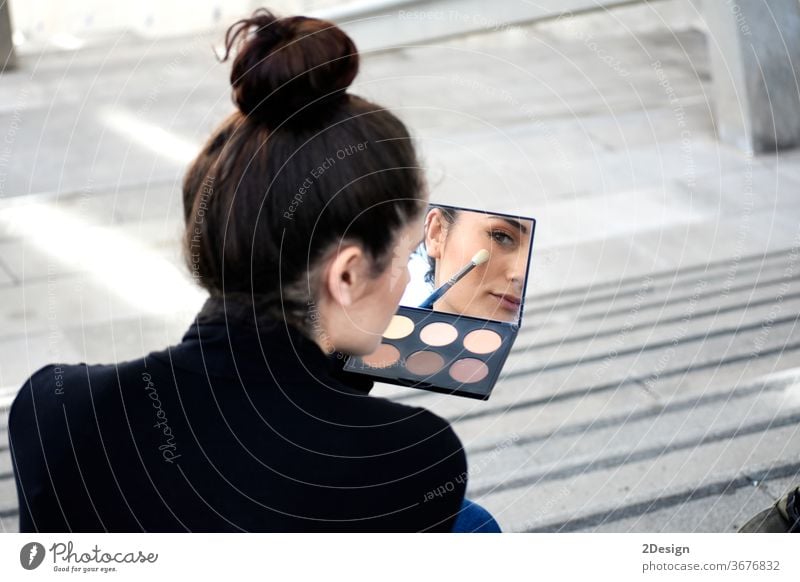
[1,11,799,532]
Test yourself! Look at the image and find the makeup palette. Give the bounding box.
[344,204,535,400]
[344,305,518,400]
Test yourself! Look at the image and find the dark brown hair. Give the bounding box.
[423,206,458,285]
[182,8,426,332]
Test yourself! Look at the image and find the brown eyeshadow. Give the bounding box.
[463,329,503,354]
[406,350,445,376]
[361,344,401,368]
[449,358,489,383]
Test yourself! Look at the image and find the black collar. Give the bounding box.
[195,293,297,331]
[155,294,373,394]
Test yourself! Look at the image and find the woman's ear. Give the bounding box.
[425,209,446,260]
[323,245,367,308]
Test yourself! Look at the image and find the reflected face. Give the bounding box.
[425,209,531,322]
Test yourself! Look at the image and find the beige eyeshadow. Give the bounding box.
[383,315,415,340]
[361,344,401,368]
[463,329,503,354]
[419,321,458,346]
[406,350,445,376]
[449,358,489,383]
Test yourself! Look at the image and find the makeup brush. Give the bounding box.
[419,249,490,309]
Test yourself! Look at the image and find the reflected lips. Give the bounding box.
[491,293,521,311]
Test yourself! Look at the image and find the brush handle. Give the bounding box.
[419,281,454,309]
[419,260,478,309]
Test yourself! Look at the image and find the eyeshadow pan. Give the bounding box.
[361,344,401,368]
[383,315,415,339]
[463,329,503,354]
[406,350,445,376]
[419,321,458,346]
[449,358,489,383]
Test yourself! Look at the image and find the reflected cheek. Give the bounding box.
[470,263,492,289]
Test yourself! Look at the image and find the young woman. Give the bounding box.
[9,9,499,532]
[424,207,531,322]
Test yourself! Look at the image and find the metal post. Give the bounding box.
[0,1,15,72]
[703,0,800,152]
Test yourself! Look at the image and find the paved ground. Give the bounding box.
[1,12,799,532]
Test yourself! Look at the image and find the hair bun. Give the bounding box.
[222,8,359,128]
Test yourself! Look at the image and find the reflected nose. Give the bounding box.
[507,262,525,294]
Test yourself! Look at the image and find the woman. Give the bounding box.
[8,9,498,532]
[424,206,531,322]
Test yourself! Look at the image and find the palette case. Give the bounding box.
[342,205,535,400]
[343,305,519,400]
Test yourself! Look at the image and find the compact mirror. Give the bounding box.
[400,205,535,325]
[343,204,536,400]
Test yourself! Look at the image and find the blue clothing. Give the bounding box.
[452,499,502,532]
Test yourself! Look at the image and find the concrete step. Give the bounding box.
[526,207,800,298]
[0,509,17,533]
[509,287,800,381]
[466,381,800,495]
[516,282,799,370]
[526,243,793,316]
[458,358,800,457]
[0,469,17,531]
[0,439,11,475]
[524,247,798,335]
[480,423,800,532]
[589,483,775,533]
[520,457,800,533]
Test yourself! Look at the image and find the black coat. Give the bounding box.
[9,296,467,532]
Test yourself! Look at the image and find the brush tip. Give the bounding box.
[473,249,490,265]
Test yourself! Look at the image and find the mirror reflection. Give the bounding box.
[400,206,534,323]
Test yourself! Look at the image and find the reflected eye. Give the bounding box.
[488,230,515,247]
